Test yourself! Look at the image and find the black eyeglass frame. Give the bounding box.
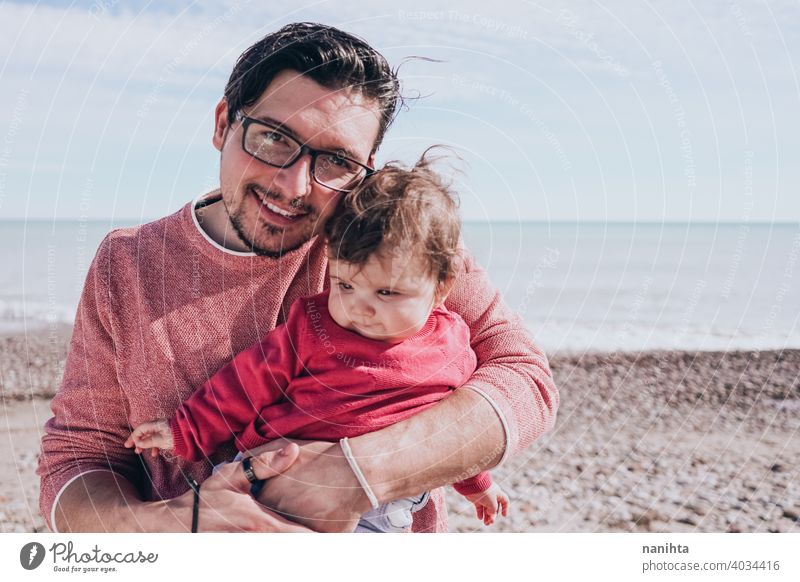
[238,116,375,193]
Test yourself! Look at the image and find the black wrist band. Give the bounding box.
[186,476,201,533]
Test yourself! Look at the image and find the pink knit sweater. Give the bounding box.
[37,192,559,532]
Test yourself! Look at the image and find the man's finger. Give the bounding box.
[249,443,300,480]
[217,444,301,491]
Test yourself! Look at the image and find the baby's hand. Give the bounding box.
[124,419,173,458]
[464,483,510,526]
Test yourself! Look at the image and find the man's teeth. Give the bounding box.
[264,201,303,218]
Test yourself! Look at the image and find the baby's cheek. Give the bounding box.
[399,310,428,334]
[327,296,350,328]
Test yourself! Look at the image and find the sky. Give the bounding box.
[0,0,797,223]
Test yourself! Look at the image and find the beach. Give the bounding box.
[2,326,797,533]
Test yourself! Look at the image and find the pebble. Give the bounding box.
[686,502,711,516]
[782,508,799,521]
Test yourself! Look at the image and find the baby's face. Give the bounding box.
[327,250,441,343]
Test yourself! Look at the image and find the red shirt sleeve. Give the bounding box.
[170,299,307,461]
[452,471,493,496]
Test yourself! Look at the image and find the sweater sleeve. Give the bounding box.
[452,471,493,497]
[445,247,559,464]
[170,299,306,461]
[37,235,142,531]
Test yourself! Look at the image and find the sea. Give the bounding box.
[1,219,798,353]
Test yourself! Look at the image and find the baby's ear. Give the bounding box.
[435,252,465,306]
[435,275,457,307]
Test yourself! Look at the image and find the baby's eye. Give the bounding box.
[337,282,353,290]
[377,289,397,297]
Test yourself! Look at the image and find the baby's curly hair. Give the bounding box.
[324,149,462,285]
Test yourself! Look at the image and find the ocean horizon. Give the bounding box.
[2,218,798,353]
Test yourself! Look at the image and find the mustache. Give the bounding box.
[247,183,313,214]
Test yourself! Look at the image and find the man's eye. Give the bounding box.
[322,152,355,169]
[331,153,349,168]
[263,131,286,144]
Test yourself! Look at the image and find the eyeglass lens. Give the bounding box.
[243,121,367,191]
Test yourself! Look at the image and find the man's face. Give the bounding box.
[213,70,381,256]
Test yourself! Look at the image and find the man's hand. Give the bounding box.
[54,445,311,532]
[249,439,371,533]
[160,444,311,532]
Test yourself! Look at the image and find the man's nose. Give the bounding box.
[271,153,313,199]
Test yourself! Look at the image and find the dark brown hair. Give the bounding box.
[224,22,402,153]
[325,150,462,284]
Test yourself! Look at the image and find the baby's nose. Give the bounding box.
[353,300,376,317]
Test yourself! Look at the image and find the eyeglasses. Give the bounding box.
[239,116,374,193]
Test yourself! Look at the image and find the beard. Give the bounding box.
[228,212,299,258]
[225,184,322,258]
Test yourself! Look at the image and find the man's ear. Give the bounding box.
[367,152,376,168]
[212,99,230,151]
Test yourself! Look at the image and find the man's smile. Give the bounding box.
[246,185,310,226]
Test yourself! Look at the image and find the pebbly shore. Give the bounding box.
[1,328,798,533]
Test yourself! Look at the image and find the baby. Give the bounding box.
[126,153,509,531]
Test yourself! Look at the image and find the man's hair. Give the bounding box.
[224,22,401,153]
[325,150,462,285]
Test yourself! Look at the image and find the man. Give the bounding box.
[38,22,558,533]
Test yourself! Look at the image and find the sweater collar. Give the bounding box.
[184,190,322,269]
[190,191,256,257]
